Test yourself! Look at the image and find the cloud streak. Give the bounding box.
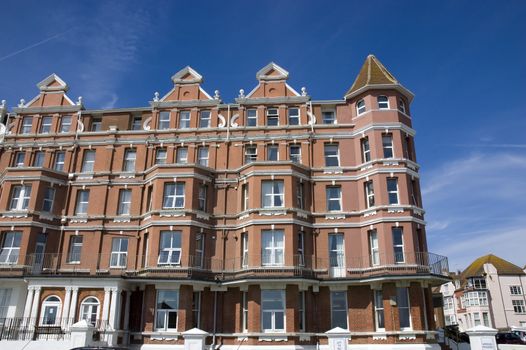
[0,29,72,63]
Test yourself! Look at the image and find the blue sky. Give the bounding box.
[1,1,525,271]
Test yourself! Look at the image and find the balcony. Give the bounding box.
[0,251,449,281]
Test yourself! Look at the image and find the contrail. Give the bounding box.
[0,29,72,63]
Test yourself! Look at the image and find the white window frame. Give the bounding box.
[155,290,179,331]
[9,185,32,211]
[512,300,526,314]
[387,178,399,205]
[110,237,128,268]
[21,117,33,134]
[398,99,406,114]
[155,148,167,165]
[241,232,249,268]
[40,116,53,134]
[369,230,380,266]
[288,107,300,125]
[158,231,182,265]
[392,227,404,263]
[328,233,345,274]
[67,235,83,263]
[361,137,371,162]
[510,286,523,295]
[159,111,171,130]
[75,190,90,215]
[163,182,185,209]
[14,152,25,167]
[242,291,248,332]
[473,312,481,326]
[42,187,55,213]
[197,146,209,166]
[297,231,305,266]
[267,145,279,161]
[179,111,191,129]
[195,234,204,268]
[0,232,21,264]
[365,181,375,208]
[289,145,301,163]
[482,312,490,327]
[356,99,366,115]
[118,189,132,215]
[81,150,96,173]
[40,296,62,326]
[192,291,201,328]
[296,181,304,210]
[331,291,348,329]
[326,186,342,212]
[397,287,412,330]
[324,144,340,167]
[261,230,284,266]
[322,110,336,124]
[242,184,249,211]
[80,297,100,325]
[244,145,257,163]
[60,116,72,133]
[176,147,188,164]
[374,289,385,331]
[123,149,137,172]
[382,134,394,158]
[246,109,257,127]
[261,180,284,208]
[377,95,389,109]
[266,108,279,126]
[199,110,211,128]
[54,151,65,171]
[261,290,285,332]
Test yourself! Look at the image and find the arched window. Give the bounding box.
[398,99,407,114]
[40,295,62,325]
[356,99,366,115]
[80,296,100,325]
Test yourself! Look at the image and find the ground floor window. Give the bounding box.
[261,290,285,332]
[331,291,348,329]
[80,297,100,325]
[397,287,412,330]
[40,296,62,325]
[0,288,12,319]
[156,290,179,331]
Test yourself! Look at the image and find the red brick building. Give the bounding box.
[0,56,449,350]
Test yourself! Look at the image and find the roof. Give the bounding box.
[461,254,525,278]
[344,54,414,101]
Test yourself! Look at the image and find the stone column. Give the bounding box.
[29,286,41,320]
[23,286,35,319]
[102,287,111,324]
[466,325,498,350]
[68,287,79,323]
[62,287,72,327]
[108,287,121,330]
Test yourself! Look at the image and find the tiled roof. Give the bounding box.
[461,254,525,278]
[345,54,399,97]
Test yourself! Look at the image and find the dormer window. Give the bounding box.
[356,99,366,115]
[377,96,389,109]
[266,108,279,126]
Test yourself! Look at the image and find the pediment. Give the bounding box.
[171,66,203,84]
[256,62,289,81]
[37,73,69,92]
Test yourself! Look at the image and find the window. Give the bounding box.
[322,111,336,124]
[296,181,304,210]
[364,181,375,208]
[155,148,167,165]
[179,111,191,129]
[246,109,257,126]
[289,145,301,163]
[14,152,25,167]
[397,287,411,330]
[510,286,523,295]
[244,145,257,163]
[75,190,90,215]
[445,315,457,326]
[241,184,249,211]
[40,116,52,133]
[398,99,407,114]
[131,116,142,130]
[374,290,385,330]
[482,312,490,327]
[299,291,306,331]
[262,230,284,266]
[297,231,305,266]
[176,147,188,164]
[9,185,32,210]
[392,228,404,263]
[387,178,399,205]
[474,312,481,326]
[468,277,487,289]
[326,186,342,212]
[288,108,299,125]
[192,292,201,328]
[198,185,207,211]
[80,297,100,325]
[513,300,526,314]
[377,95,389,109]
[33,151,45,167]
[90,118,101,131]
[369,230,379,266]
[361,137,371,162]
[0,232,21,264]
[404,135,414,161]
[195,234,204,268]
[444,297,454,311]
[266,108,279,126]
[242,291,248,332]
[331,291,348,329]
[21,117,33,134]
[261,290,285,332]
[156,290,178,330]
[163,182,185,209]
[158,231,182,265]
[410,179,419,206]
[267,145,279,161]
[123,149,136,172]
[197,146,209,166]
[329,234,345,273]
[54,151,65,171]
[68,236,83,263]
[261,180,284,208]
[324,144,340,167]
[42,187,55,213]
[40,296,61,325]
[110,237,128,268]
[241,232,248,268]
[382,135,394,158]
[356,99,366,115]
[81,150,96,173]
[117,189,132,215]
[199,110,211,128]
[0,289,12,319]
[60,116,72,133]
[159,111,171,130]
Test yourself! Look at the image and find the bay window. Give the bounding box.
[326,186,342,212]
[9,185,32,211]
[331,291,348,329]
[158,231,182,265]
[324,144,340,167]
[261,290,285,332]
[0,232,21,264]
[163,182,185,209]
[156,290,179,330]
[261,180,284,208]
[262,230,284,266]
[110,237,128,268]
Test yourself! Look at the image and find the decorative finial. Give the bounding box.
[214,90,220,100]
[153,92,159,102]
[238,89,245,98]
[301,87,307,96]
[76,96,83,106]
[18,99,25,107]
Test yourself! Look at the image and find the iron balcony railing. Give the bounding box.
[0,251,449,279]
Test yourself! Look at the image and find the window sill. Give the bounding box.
[259,335,287,342]
[398,332,416,340]
[323,168,343,174]
[373,332,387,340]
